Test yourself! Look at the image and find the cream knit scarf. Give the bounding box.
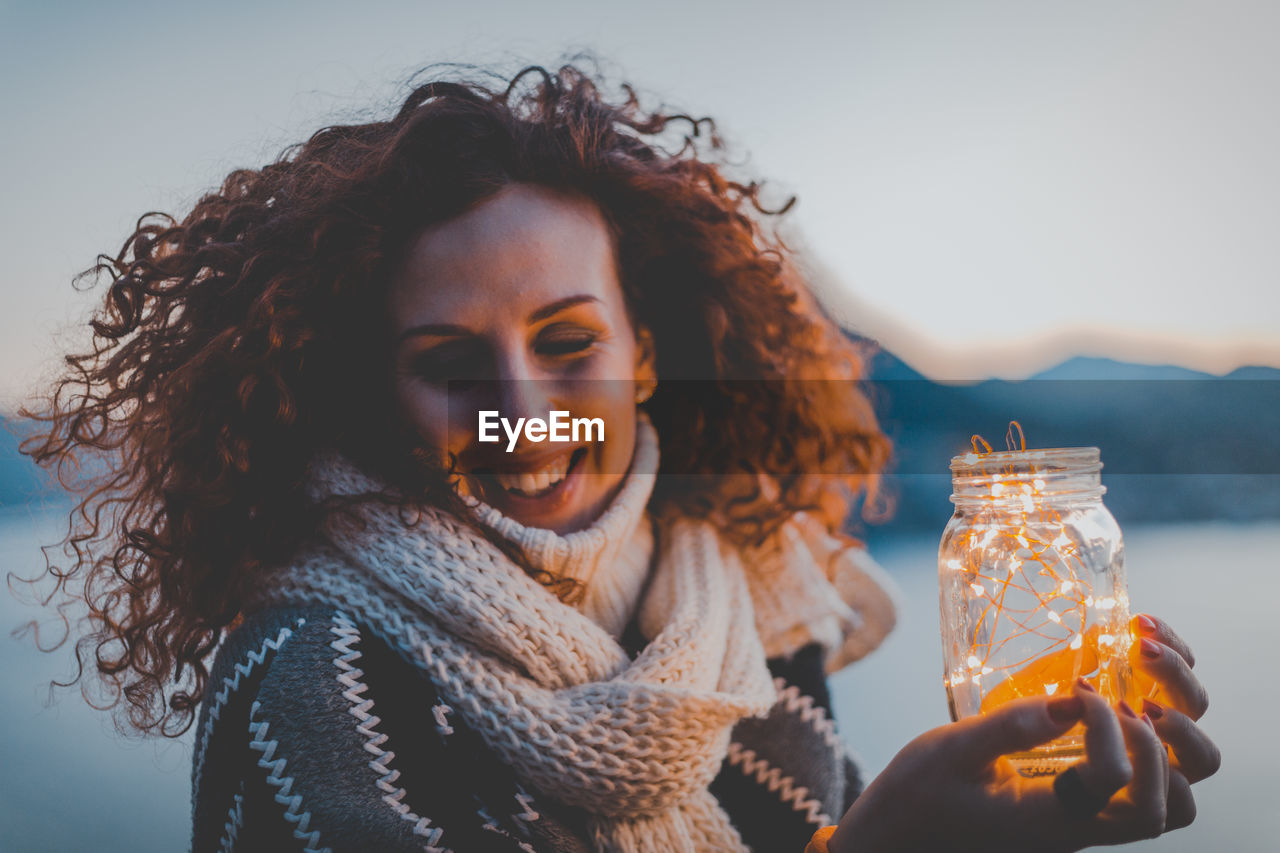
[245,413,896,853]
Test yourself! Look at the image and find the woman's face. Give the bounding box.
[388,183,656,534]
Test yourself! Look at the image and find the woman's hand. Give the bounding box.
[977,611,1220,795]
[1128,612,1221,789]
[826,679,1196,853]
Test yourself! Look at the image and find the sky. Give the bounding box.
[2,0,1278,409]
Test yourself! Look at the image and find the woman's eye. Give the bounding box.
[409,346,489,385]
[536,329,598,357]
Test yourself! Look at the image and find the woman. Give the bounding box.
[19,63,1218,851]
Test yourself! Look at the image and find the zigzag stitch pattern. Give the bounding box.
[194,620,302,798]
[725,742,833,826]
[330,610,451,852]
[247,699,329,853]
[772,677,845,752]
[432,701,455,737]
[476,803,537,853]
[217,786,244,853]
[512,787,540,831]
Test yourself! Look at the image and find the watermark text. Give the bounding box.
[478,410,605,452]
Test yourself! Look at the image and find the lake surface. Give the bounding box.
[2,506,1274,851]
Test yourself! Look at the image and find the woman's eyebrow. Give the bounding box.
[397,295,601,345]
[397,322,472,344]
[528,295,601,324]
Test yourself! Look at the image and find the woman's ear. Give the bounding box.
[633,324,658,400]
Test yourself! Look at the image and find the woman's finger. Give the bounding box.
[1142,698,1222,783]
[1009,683,1136,849]
[948,693,1086,771]
[1164,769,1197,831]
[1132,637,1209,719]
[1132,614,1196,668]
[1074,704,1170,846]
[1115,702,1169,836]
[1072,679,1132,797]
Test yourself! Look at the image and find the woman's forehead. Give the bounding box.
[388,184,622,328]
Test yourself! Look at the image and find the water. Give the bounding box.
[0,505,193,853]
[2,506,1275,850]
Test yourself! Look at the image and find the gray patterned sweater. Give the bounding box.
[191,604,863,852]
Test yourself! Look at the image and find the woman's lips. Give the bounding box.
[494,452,570,496]
[465,446,589,511]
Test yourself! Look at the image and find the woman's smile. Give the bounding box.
[461,444,592,523]
[489,446,580,497]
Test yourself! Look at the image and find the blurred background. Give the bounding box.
[2,1,1276,850]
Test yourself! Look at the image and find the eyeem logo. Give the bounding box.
[479,411,605,452]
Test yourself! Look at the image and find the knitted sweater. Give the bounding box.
[190,417,893,851]
[191,604,863,852]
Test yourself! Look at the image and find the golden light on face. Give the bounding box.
[387,183,657,534]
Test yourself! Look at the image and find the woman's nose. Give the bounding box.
[491,351,555,423]
[494,379,555,426]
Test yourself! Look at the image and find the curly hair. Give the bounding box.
[15,59,891,737]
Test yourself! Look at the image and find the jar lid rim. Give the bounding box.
[950,446,1101,473]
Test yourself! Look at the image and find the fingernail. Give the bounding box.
[1075,677,1097,693]
[1118,700,1138,718]
[1135,614,1157,634]
[1141,698,1165,720]
[1142,714,1156,729]
[1048,695,1085,724]
[1140,638,1162,659]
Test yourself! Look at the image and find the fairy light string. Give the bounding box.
[945,422,1122,707]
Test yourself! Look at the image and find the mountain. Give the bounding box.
[853,344,1280,542]
[1028,356,1215,381]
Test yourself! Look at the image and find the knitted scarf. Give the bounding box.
[244,413,896,853]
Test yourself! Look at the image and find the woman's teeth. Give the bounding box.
[494,455,569,497]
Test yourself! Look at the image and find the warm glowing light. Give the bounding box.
[944,424,1129,750]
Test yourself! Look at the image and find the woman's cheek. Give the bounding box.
[603,409,639,479]
[398,384,461,464]
[563,384,632,471]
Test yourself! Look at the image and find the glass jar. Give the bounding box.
[938,447,1133,776]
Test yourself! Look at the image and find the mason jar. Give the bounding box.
[938,446,1133,776]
